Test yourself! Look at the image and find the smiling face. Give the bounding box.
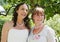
[16,4,28,19]
[32,7,45,25]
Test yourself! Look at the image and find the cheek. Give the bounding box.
[33,17,38,22]
[25,12,28,15]
[17,10,21,14]
[26,12,28,14]
[41,16,44,20]
[39,16,44,22]
[32,16,35,21]
[33,16,37,20]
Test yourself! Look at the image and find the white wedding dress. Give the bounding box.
[7,28,29,42]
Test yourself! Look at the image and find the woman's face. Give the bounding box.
[33,7,44,25]
[16,4,28,19]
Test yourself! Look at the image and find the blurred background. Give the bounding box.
[0,0,60,42]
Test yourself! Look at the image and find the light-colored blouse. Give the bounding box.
[7,28,29,42]
[28,25,56,42]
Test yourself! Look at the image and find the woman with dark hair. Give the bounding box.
[28,5,56,42]
[1,2,30,42]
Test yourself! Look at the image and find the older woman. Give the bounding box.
[28,5,56,42]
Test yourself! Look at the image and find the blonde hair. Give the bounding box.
[32,6,45,20]
[35,7,44,14]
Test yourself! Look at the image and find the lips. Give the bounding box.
[21,14,26,16]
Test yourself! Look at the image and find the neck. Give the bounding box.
[35,22,43,26]
[34,23,44,29]
[17,16,24,25]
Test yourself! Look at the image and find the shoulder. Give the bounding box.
[2,21,14,31]
[3,21,13,28]
[45,25,56,42]
[45,25,55,35]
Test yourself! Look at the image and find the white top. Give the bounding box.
[7,28,29,42]
[28,25,56,42]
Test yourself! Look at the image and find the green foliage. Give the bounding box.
[0,15,12,29]
[1,0,60,20]
[0,15,12,40]
[45,14,60,41]
[3,4,12,11]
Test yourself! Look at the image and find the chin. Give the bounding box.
[22,17,26,19]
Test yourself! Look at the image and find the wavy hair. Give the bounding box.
[12,2,30,30]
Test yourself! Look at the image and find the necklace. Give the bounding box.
[17,22,24,27]
[13,20,26,30]
[15,22,26,30]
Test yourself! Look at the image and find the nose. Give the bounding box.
[24,9,27,12]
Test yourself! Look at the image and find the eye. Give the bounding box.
[26,9,28,12]
[38,12,44,16]
[40,13,44,16]
[21,8,24,10]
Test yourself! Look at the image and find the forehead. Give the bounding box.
[19,4,28,9]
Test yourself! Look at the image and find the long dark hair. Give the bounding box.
[12,2,30,30]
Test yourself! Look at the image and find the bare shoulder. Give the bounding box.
[1,21,14,42]
[2,21,14,31]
